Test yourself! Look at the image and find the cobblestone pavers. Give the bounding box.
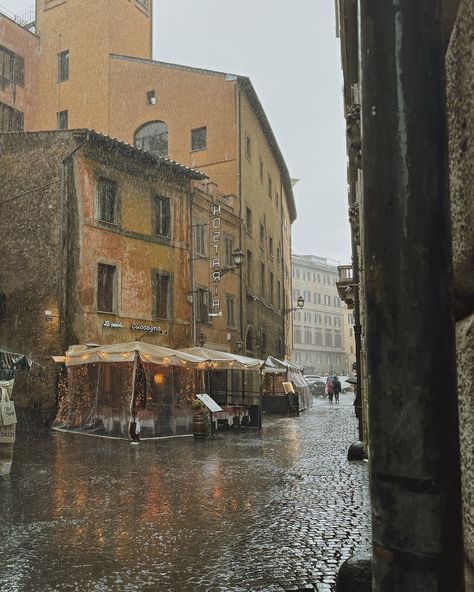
[0,396,370,592]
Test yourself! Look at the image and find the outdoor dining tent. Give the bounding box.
[181,347,264,426]
[53,342,205,440]
[262,355,312,413]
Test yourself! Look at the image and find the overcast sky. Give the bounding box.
[3,0,351,264]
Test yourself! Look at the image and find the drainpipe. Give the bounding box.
[359,1,464,588]
[189,191,196,346]
[59,132,90,337]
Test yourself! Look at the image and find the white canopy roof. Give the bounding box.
[180,347,263,370]
[65,341,205,368]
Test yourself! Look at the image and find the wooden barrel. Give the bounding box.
[193,413,207,439]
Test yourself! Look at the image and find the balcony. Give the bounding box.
[336,265,355,309]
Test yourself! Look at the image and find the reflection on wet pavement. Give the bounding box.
[0,396,370,591]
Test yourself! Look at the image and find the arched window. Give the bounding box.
[245,326,254,352]
[134,121,168,158]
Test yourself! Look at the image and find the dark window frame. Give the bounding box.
[153,195,171,238]
[57,50,69,82]
[226,293,236,328]
[195,286,210,324]
[97,263,117,313]
[191,126,207,151]
[152,269,172,320]
[97,177,119,224]
[57,110,68,130]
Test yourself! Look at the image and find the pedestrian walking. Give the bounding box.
[332,376,342,403]
[325,378,334,403]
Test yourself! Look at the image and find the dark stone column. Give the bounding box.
[359,0,464,589]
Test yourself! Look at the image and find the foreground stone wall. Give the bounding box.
[446,0,474,566]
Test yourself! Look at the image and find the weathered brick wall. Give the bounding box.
[446,0,474,566]
[0,132,78,427]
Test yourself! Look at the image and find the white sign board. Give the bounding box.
[196,393,223,413]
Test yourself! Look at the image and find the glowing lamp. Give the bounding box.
[153,373,165,385]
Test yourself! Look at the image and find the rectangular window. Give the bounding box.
[0,102,24,132]
[277,244,281,265]
[259,223,265,246]
[315,330,323,345]
[57,110,68,130]
[268,175,272,198]
[294,328,302,344]
[304,327,312,344]
[259,157,263,181]
[153,270,172,319]
[191,126,207,151]
[246,207,252,232]
[146,89,156,105]
[222,236,233,268]
[97,177,118,224]
[245,135,251,159]
[154,196,171,237]
[269,272,274,304]
[13,54,24,86]
[269,236,273,256]
[193,222,208,258]
[325,331,332,347]
[324,294,331,306]
[196,287,210,324]
[226,294,235,328]
[97,264,116,313]
[1,46,24,86]
[260,263,265,298]
[246,250,252,287]
[57,50,69,82]
[335,332,342,347]
[276,191,279,208]
[277,280,281,309]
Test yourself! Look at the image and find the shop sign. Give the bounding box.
[103,320,123,329]
[131,323,169,336]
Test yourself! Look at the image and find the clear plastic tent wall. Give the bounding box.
[53,343,204,439]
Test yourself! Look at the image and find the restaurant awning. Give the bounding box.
[180,347,263,370]
[0,348,45,376]
[65,341,205,368]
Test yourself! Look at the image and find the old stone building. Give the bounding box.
[291,254,352,376]
[336,0,474,584]
[0,130,206,425]
[0,0,296,360]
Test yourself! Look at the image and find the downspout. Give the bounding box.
[189,190,196,346]
[59,131,90,337]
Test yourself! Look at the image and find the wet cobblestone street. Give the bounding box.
[0,395,370,592]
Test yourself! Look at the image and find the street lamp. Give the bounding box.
[283,295,304,315]
[220,248,245,277]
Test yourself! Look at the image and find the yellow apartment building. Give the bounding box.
[0,0,297,358]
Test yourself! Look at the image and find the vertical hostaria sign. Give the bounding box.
[210,205,223,318]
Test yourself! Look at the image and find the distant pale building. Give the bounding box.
[291,254,352,376]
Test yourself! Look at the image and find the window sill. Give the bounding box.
[191,147,207,153]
